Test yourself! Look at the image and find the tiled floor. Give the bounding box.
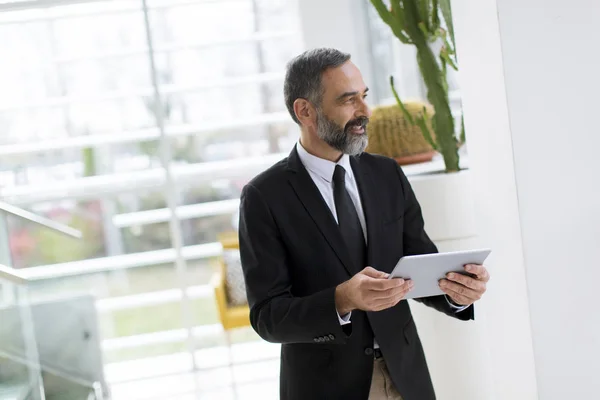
[107,341,280,400]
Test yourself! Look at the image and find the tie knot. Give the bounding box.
[333,165,346,185]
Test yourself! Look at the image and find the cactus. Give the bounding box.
[370,0,463,172]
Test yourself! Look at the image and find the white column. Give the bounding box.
[451,1,539,398]
[454,0,600,398]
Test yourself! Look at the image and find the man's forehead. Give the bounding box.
[321,61,367,98]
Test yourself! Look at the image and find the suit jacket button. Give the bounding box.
[364,347,374,356]
[314,338,319,342]
[329,334,335,340]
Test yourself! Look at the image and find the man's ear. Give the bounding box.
[293,98,316,126]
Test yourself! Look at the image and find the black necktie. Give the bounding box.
[333,165,366,273]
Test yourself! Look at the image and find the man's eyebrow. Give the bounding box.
[335,87,369,102]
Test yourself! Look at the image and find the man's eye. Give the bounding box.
[346,98,356,104]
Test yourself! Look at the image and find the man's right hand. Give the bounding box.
[335,267,413,315]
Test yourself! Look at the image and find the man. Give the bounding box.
[238,48,490,400]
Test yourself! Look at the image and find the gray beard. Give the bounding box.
[316,110,368,156]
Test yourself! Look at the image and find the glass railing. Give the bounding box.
[0,266,107,400]
[1,203,106,399]
[0,266,46,400]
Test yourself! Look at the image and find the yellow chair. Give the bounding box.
[211,232,251,397]
[211,232,251,331]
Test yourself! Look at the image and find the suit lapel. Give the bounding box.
[350,156,380,267]
[286,147,357,276]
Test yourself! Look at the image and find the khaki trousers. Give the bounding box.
[368,358,403,400]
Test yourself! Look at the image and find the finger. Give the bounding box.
[443,290,472,307]
[441,284,479,305]
[439,280,481,302]
[446,272,486,292]
[373,298,403,311]
[367,276,405,291]
[465,264,490,282]
[438,284,472,305]
[372,280,413,301]
[373,291,409,311]
[361,277,402,293]
[394,286,412,302]
[361,267,390,279]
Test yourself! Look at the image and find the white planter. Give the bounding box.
[409,169,477,244]
[407,169,494,400]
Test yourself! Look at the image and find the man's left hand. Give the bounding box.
[439,264,490,306]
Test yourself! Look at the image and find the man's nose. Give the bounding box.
[363,104,373,119]
[356,98,372,119]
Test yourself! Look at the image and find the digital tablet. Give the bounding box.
[388,248,492,299]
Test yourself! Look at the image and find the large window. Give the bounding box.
[0,0,299,398]
[365,1,464,126]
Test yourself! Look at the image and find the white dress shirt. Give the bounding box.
[295,141,466,348]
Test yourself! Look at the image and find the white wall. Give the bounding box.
[455,0,600,398]
[452,2,539,398]
[496,0,600,398]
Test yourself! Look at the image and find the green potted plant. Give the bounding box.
[368,3,491,398]
[370,0,465,173]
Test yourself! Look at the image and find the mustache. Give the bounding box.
[345,116,369,131]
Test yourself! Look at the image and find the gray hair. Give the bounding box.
[283,48,351,125]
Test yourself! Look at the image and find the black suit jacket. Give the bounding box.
[238,147,474,400]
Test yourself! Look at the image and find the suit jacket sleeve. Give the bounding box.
[396,164,474,321]
[238,183,351,344]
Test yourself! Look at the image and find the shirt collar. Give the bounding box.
[296,141,352,183]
